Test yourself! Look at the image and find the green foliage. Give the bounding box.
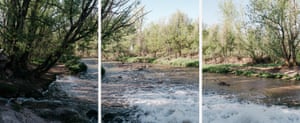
[66,62,87,74]
[203,64,300,80]
[125,57,156,63]
[101,0,143,47]
[294,74,300,80]
[203,0,300,66]
[169,58,199,67]
[0,0,97,77]
[62,55,87,74]
[202,64,233,73]
[244,63,282,67]
[259,72,276,78]
[186,61,199,67]
[59,55,81,64]
[31,58,45,65]
[154,58,198,67]
[247,0,300,66]
[232,70,256,76]
[102,9,199,62]
[274,73,284,79]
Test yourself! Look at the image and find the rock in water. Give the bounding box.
[86,109,98,122]
[0,108,47,123]
[218,81,230,86]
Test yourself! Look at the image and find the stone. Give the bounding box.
[218,81,230,86]
[0,108,47,123]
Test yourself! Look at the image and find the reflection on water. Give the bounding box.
[203,73,300,123]
[102,62,199,123]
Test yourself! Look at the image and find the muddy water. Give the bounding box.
[203,73,300,123]
[102,62,199,123]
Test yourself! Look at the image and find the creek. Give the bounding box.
[0,58,98,123]
[203,73,300,123]
[102,62,199,123]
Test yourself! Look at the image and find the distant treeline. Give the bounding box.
[203,0,300,66]
[101,0,198,61]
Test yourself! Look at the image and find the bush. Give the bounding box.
[67,62,87,74]
[186,61,199,67]
[233,70,256,76]
[125,57,156,63]
[58,54,87,74]
[203,65,232,73]
[154,58,198,67]
[258,72,276,78]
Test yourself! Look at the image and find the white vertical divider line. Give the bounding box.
[199,0,203,123]
[98,0,101,122]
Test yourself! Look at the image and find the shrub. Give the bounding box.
[203,65,232,73]
[67,62,87,74]
[259,72,276,78]
[125,57,156,63]
[186,61,199,67]
[154,58,198,67]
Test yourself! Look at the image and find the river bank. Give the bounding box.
[0,58,98,123]
[203,63,300,81]
[103,56,199,68]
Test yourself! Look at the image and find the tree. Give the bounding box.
[144,22,164,57]
[186,19,199,58]
[219,0,238,57]
[249,0,300,66]
[0,0,97,79]
[101,0,145,45]
[168,10,191,58]
[203,25,222,58]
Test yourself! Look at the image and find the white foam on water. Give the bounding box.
[203,94,300,123]
[126,85,199,123]
[56,75,79,82]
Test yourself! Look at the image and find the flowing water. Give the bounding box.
[22,58,98,123]
[203,73,300,123]
[102,62,199,123]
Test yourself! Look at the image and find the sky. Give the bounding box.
[140,0,199,25]
[202,0,248,26]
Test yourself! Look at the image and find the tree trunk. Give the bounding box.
[178,50,182,57]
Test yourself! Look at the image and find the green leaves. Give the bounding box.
[0,0,97,77]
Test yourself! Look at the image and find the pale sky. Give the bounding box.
[202,0,248,26]
[140,0,199,25]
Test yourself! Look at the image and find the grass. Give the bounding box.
[202,64,237,73]
[154,58,199,67]
[232,70,256,76]
[119,56,199,68]
[126,57,156,63]
[243,63,282,67]
[202,64,298,80]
